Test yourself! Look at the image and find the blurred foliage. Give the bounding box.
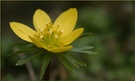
[2,1,135,81]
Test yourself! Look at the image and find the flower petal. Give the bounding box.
[47,46,73,53]
[28,36,44,48]
[33,9,51,32]
[9,22,37,42]
[59,28,84,46]
[53,8,77,37]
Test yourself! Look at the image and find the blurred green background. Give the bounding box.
[1,1,135,81]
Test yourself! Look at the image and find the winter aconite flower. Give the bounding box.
[9,8,96,80]
[10,8,84,53]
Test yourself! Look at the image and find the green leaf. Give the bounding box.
[70,46,97,54]
[62,54,79,68]
[9,42,32,46]
[40,52,52,79]
[16,50,43,66]
[8,46,38,56]
[71,46,94,50]
[78,33,92,39]
[63,54,87,67]
[74,50,97,54]
[56,53,74,72]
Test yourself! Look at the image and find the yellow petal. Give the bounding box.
[9,22,37,42]
[28,36,44,48]
[53,8,77,37]
[47,46,73,53]
[33,9,51,32]
[59,28,84,46]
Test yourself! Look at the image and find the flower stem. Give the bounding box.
[17,51,36,80]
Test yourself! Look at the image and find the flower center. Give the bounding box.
[37,22,64,48]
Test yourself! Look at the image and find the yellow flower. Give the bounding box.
[9,8,84,53]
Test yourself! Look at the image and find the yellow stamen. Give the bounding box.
[40,35,43,39]
[49,29,53,35]
[55,34,58,39]
[55,23,60,31]
[60,29,64,33]
[40,29,44,32]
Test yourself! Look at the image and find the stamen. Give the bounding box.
[60,29,64,33]
[40,29,44,32]
[40,35,43,39]
[55,23,60,32]
[49,29,53,35]
[55,34,58,39]
[46,21,51,27]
